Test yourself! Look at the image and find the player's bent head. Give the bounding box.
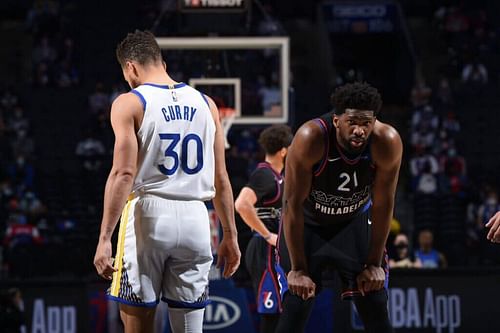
[258,124,293,156]
[331,82,382,117]
[116,30,162,68]
[331,82,381,153]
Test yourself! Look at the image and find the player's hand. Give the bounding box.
[265,233,278,247]
[356,265,385,296]
[486,211,500,243]
[216,236,241,278]
[287,270,316,300]
[94,239,117,280]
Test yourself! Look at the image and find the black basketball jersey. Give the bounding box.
[303,112,374,224]
[246,162,284,233]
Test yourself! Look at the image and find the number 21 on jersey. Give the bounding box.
[158,133,203,176]
[338,171,358,192]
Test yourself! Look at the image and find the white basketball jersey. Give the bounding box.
[131,83,216,201]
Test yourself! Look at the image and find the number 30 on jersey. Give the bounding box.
[158,133,203,175]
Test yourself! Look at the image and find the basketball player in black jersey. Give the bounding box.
[276,82,402,333]
[235,125,293,333]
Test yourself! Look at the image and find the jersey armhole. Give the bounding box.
[256,163,282,206]
[312,118,329,176]
[200,92,209,107]
[131,89,146,111]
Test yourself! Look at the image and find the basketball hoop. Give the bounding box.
[219,107,235,149]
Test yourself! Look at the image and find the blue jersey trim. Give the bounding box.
[162,297,210,309]
[131,90,146,111]
[143,82,186,89]
[200,92,209,107]
[361,200,372,213]
[106,295,158,308]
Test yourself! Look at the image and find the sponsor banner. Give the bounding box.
[333,269,500,333]
[322,1,400,33]
[179,0,248,13]
[160,279,254,333]
[0,281,89,333]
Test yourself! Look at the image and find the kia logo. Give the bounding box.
[203,296,241,329]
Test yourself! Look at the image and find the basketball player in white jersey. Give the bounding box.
[93,30,241,333]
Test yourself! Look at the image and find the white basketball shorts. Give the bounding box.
[107,195,213,308]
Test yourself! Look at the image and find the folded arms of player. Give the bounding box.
[94,93,141,280]
[357,123,402,295]
[283,121,325,300]
[207,96,241,278]
[235,188,277,246]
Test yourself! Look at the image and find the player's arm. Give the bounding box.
[357,123,402,294]
[94,93,140,280]
[368,123,402,267]
[235,175,277,245]
[283,121,324,299]
[486,211,500,242]
[207,96,241,278]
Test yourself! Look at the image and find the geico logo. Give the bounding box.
[334,5,386,18]
[203,296,241,330]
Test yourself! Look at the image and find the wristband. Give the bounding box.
[263,233,272,240]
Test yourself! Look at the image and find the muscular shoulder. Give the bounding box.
[111,92,143,116]
[290,120,326,166]
[371,120,402,167]
[110,92,144,129]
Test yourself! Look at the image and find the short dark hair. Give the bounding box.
[116,30,162,67]
[258,125,293,155]
[331,82,382,116]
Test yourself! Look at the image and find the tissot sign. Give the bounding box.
[179,0,248,12]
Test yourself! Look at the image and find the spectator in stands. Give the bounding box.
[410,146,439,193]
[75,129,106,172]
[410,122,436,149]
[0,287,25,333]
[0,88,18,111]
[435,77,453,106]
[6,154,35,191]
[6,106,29,135]
[88,82,109,114]
[476,189,500,231]
[415,162,438,195]
[257,74,281,116]
[33,36,57,65]
[410,78,432,107]
[11,129,34,159]
[461,61,488,85]
[34,62,50,87]
[415,229,447,268]
[55,60,79,88]
[3,214,42,250]
[441,112,460,137]
[18,191,46,222]
[389,233,422,268]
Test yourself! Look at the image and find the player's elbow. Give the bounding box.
[234,199,250,215]
[111,167,135,183]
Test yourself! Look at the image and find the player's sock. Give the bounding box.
[275,292,314,333]
[354,289,394,333]
[168,307,204,333]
